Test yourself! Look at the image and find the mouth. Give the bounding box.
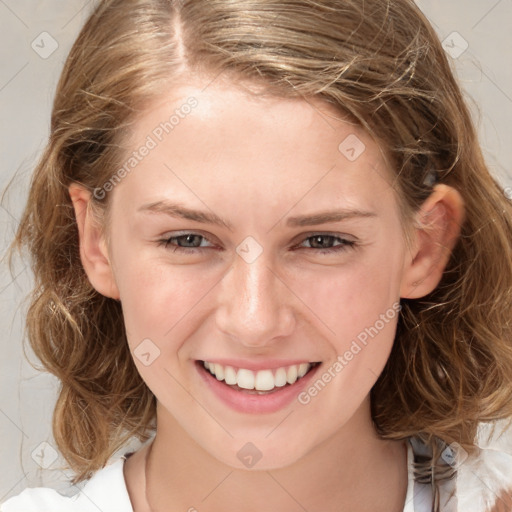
[197,360,321,395]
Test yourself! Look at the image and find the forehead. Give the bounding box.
[114,75,396,217]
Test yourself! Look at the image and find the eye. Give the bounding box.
[157,231,357,255]
[296,233,357,254]
[157,232,215,253]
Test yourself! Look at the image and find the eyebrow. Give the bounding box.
[286,209,377,226]
[138,201,234,230]
[138,200,377,229]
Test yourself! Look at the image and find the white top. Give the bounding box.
[2,438,512,511]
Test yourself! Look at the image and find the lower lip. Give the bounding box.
[196,361,321,414]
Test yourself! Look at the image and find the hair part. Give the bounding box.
[11,0,512,499]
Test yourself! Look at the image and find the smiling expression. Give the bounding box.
[85,74,418,469]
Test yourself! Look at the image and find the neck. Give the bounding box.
[143,399,408,512]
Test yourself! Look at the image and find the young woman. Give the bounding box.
[3,0,512,511]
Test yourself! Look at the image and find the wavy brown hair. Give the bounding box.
[11,0,512,500]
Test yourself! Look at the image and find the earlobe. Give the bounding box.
[68,183,120,299]
[400,184,465,299]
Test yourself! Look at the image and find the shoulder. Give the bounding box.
[455,444,512,511]
[0,458,133,512]
[407,436,512,512]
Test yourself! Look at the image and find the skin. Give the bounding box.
[69,74,465,512]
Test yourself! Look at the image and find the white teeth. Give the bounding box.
[254,370,275,391]
[214,363,224,381]
[237,369,255,390]
[274,367,288,387]
[203,361,314,391]
[298,363,309,378]
[286,365,298,385]
[224,365,237,385]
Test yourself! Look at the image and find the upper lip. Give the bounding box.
[198,359,320,371]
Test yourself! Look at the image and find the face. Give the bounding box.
[96,75,413,469]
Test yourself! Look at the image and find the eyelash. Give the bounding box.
[157,232,357,255]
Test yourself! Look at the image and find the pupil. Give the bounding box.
[313,235,329,248]
[182,235,199,247]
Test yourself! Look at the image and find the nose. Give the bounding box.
[215,247,296,348]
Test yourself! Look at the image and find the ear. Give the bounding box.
[68,183,120,299]
[400,184,465,299]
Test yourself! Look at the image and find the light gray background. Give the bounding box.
[1,0,511,502]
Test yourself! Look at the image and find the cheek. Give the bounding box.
[112,215,405,359]
[292,261,403,417]
[116,260,204,335]
[291,249,403,344]
[113,256,218,399]
[111,236,404,432]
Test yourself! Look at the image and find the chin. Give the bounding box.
[204,434,314,471]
